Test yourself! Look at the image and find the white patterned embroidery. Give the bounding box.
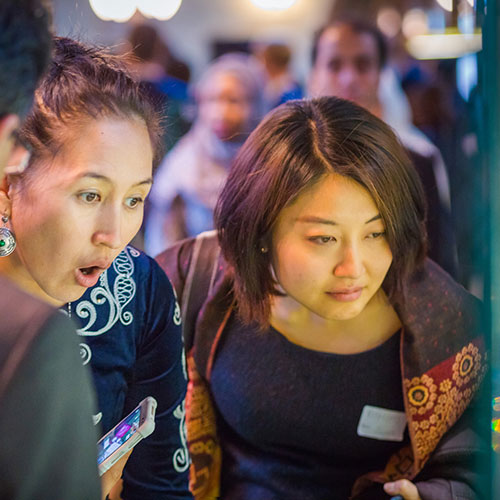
[80,343,92,365]
[173,300,181,325]
[173,400,190,472]
[75,247,137,338]
[181,348,187,381]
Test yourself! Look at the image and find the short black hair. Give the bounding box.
[0,0,52,117]
[311,18,388,69]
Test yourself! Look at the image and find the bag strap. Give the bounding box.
[181,230,221,352]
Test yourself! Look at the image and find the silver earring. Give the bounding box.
[0,215,16,257]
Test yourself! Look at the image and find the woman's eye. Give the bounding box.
[79,192,100,203]
[310,236,336,244]
[367,231,386,239]
[125,197,143,209]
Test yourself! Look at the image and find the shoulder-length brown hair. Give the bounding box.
[215,96,427,327]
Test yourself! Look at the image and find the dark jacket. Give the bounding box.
[0,276,101,500]
[406,147,457,278]
[157,232,488,500]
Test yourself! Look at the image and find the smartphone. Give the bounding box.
[97,396,157,476]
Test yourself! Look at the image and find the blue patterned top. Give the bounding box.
[70,247,191,499]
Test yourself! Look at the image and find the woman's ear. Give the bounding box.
[0,176,12,218]
[0,114,19,140]
[0,114,20,178]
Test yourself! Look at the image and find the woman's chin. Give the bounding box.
[39,284,87,307]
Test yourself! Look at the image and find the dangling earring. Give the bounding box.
[0,215,16,257]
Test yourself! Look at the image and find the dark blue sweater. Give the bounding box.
[71,247,191,499]
[211,313,407,500]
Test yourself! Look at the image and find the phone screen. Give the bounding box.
[97,406,142,465]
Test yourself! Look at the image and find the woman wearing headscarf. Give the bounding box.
[145,53,264,256]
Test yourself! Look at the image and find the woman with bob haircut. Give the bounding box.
[0,37,190,499]
[157,96,487,500]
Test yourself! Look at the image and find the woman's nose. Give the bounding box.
[333,245,364,278]
[91,209,122,250]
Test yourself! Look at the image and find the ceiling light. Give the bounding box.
[89,0,137,22]
[436,0,453,12]
[138,0,182,21]
[249,0,298,11]
[402,9,429,38]
[377,7,402,38]
[406,31,482,59]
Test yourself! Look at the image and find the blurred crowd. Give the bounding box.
[0,2,489,498]
[129,19,482,295]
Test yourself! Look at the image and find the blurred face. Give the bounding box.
[198,72,252,141]
[1,116,153,305]
[309,25,381,113]
[271,173,392,322]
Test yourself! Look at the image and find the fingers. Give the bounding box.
[384,479,421,500]
[100,449,133,499]
[107,479,124,500]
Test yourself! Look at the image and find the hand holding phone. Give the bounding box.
[100,450,131,500]
[97,396,157,477]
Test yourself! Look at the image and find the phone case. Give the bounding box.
[97,396,157,476]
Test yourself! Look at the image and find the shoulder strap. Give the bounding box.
[181,230,220,351]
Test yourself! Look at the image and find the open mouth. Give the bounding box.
[80,266,99,276]
[75,266,105,288]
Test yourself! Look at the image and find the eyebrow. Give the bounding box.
[296,214,382,225]
[78,172,153,186]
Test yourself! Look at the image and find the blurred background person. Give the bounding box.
[400,59,482,289]
[308,18,458,279]
[145,52,264,256]
[255,42,303,111]
[126,23,191,152]
[0,1,100,498]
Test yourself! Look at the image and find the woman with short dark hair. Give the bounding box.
[158,97,486,500]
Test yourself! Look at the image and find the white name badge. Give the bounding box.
[357,405,407,442]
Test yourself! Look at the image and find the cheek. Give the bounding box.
[274,244,324,287]
[12,196,54,240]
[123,210,145,243]
[12,189,79,254]
[14,212,78,287]
[236,104,251,124]
[373,248,393,281]
[363,72,380,90]
[17,211,73,256]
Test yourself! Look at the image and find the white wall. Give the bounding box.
[52,0,334,83]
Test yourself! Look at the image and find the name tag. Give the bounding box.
[357,405,407,442]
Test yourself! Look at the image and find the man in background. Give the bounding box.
[308,19,458,278]
[0,1,100,498]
